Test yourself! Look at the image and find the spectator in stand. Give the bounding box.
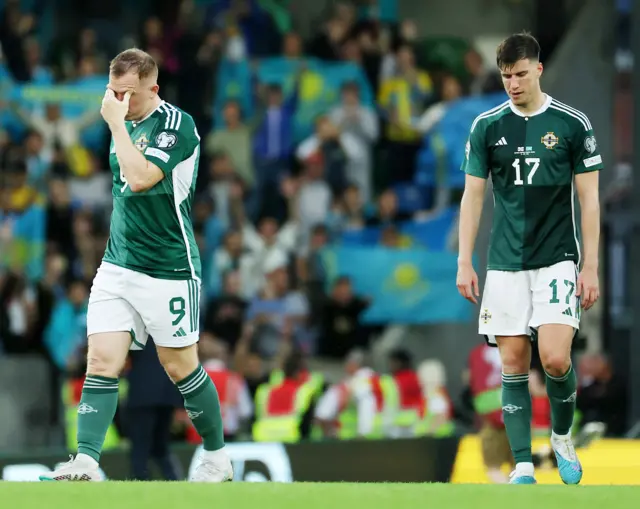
[0,0,36,82]
[46,178,77,274]
[291,152,332,250]
[0,270,36,354]
[203,270,248,353]
[245,250,311,357]
[306,15,349,62]
[206,100,256,191]
[42,278,89,372]
[297,115,363,197]
[23,130,53,197]
[282,31,303,59]
[327,184,366,236]
[319,276,370,359]
[366,188,412,226]
[378,44,433,182]
[10,101,101,156]
[252,81,298,221]
[329,81,379,203]
[577,353,628,436]
[209,230,255,300]
[195,338,253,442]
[125,338,183,481]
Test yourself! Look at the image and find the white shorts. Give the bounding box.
[87,262,201,350]
[478,260,580,346]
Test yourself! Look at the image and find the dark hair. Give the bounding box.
[110,48,158,80]
[283,350,304,379]
[389,348,413,369]
[496,32,540,70]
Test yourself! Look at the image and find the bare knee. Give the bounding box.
[497,336,531,373]
[86,332,131,378]
[540,353,571,377]
[157,345,199,383]
[538,325,573,377]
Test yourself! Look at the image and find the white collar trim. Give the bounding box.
[509,94,552,117]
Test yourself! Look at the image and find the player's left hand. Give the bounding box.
[577,265,599,310]
[101,89,131,127]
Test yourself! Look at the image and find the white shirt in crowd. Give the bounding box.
[202,359,253,435]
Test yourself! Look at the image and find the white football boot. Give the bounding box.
[39,454,103,482]
[190,448,234,483]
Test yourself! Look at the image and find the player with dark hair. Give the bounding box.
[456,32,602,484]
[41,49,232,482]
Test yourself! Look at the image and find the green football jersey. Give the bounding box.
[103,101,202,280]
[461,95,603,271]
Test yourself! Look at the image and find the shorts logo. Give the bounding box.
[541,132,559,149]
[584,136,597,153]
[480,309,492,324]
[156,131,178,149]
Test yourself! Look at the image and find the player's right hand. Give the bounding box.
[456,261,480,304]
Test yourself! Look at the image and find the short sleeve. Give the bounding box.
[461,120,489,179]
[144,121,199,176]
[571,124,604,174]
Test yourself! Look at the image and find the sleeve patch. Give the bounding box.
[584,136,597,154]
[155,131,178,149]
[145,147,170,163]
[583,154,602,168]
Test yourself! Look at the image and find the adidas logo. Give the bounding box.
[563,391,577,403]
[173,327,187,337]
[495,137,508,146]
[562,307,573,317]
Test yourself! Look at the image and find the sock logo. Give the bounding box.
[502,404,523,414]
[562,391,577,403]
[187,410,203,419]
[77,403,98,415]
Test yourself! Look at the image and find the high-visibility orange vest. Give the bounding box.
[252,378,315,443]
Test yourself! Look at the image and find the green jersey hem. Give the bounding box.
[487,256,578,272]
[101,257,200,281]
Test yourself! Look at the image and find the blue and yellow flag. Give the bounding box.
[320,245,472,324]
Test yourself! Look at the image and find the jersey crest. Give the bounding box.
[134,133,150,152]
[541,132,559,149]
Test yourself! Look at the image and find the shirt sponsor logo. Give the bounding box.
[583,154,602,168]
[145,147,170,163]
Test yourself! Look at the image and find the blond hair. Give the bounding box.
[109,48,158,80]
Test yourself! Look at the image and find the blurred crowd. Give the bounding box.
[0,0,626,450]
[0,0,500,367]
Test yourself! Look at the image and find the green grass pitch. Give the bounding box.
[1,482,639,509]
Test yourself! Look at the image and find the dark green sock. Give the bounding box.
[177,365,225,451]
[77,375,119,462]
[545,364,577,435]
[502,373,532,464]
